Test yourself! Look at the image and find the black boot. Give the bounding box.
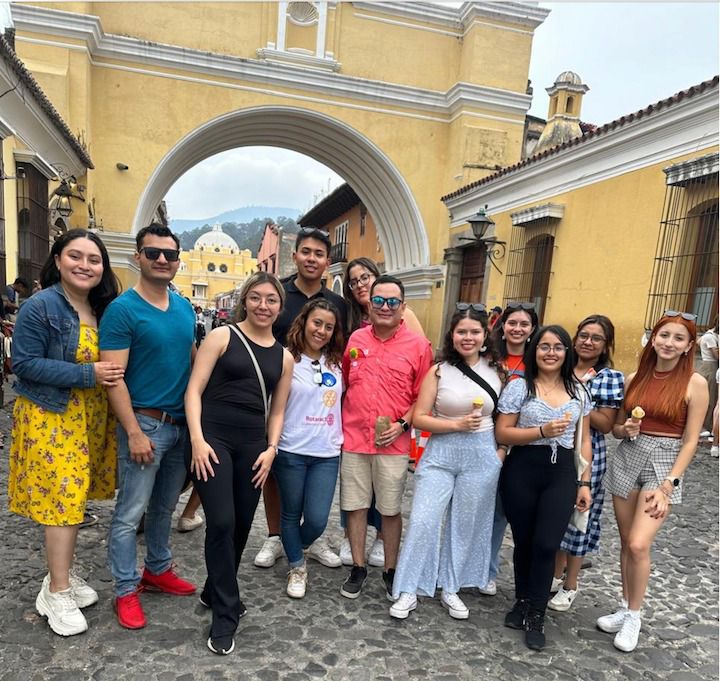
[524,608,546,651]
[504,598,529,630]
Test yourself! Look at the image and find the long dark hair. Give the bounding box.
[343,257,381,334]
[490,304,539,360]
[39,229,120,320]
[524,325,579,399]
[573,314,616,370]
[440,308,505,380]
[286,299,345,369]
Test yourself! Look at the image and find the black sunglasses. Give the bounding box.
[664,310,697,321]
[507,301,535,311]
[456,302,487,312]
[298,227,330,236]
[139,247,180,262]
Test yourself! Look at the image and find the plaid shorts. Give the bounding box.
[604,434,683,504]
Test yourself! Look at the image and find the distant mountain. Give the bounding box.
[170,205,301,233]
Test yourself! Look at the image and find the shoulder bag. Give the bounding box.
[229,324,269,426]
[452,361,499,411]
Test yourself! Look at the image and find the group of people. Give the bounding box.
[6,223,711,657]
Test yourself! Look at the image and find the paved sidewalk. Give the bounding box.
[0,389,717,681]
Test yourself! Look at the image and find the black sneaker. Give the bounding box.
[504,598,529,630]
[382,569,395,602]
[199,591,246,619]
[524,609,546,651]
[340,565,367,599]
[207,635,235,656]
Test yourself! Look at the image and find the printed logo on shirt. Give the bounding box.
[321,372,337,387]
[322,390,338,408]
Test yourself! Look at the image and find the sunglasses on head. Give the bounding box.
[139,247,180,262]
[298,227,330,236]
[456,302,487,312]
[507,301,535,311]
[663,310,697,321]
[370,295,403,311]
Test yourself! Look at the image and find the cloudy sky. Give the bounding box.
[165,1,719,221]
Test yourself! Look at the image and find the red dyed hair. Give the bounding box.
[624,314,696,423]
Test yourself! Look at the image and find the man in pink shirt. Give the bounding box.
[340,275,433,601]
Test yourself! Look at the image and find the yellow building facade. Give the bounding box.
[442,76,719,372]
[10,1,549,342]
[173,224,256,309]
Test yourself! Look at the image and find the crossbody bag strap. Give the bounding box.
[229,324,269,425]
[452,361,499,411]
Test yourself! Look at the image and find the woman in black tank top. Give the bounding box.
[184,273,294,656]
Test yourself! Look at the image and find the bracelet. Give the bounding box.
[539,425,545,438]
[267,443,278,453]
[577,480,591,488]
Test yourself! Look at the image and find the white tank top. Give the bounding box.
[434,359,502,433]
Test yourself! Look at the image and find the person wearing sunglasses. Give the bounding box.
[272,299,345,599]
[549,315,624,613]
[340,275,433,602]
[495,325,592,651]
[389,306,505,621]
[601,312,708,653]
[254,227,348,572]
[100,223,198,630]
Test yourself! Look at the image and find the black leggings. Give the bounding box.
[499,445,576,612]
[186,420,265,639]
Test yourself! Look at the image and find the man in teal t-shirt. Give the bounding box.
[100,223,196,630]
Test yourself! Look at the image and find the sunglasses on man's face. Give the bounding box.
[507,301,535,311]
[139,247,180,262]
[370,295,403,311]
[456,302,486,312]
[663,310,697,321]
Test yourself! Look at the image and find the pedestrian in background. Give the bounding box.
[495,325,592,651]
[549,315,624,612]
[274,299,345,599]
[602,311,708,652]
[185,271,293,655]
[390,304,505,621]
[9,229,122,636]
[101,224,198,630]
[698,318,718,438]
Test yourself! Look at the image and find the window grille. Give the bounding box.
[16,164,49,285]
[645,154,718,332]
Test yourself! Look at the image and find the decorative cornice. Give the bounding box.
[394,264,445,300]
[13,148,56,178]
[11,3,531,120]
[0,116,13,138]
[459,2,550,31]
[255,47,340,73]
[510,203,565,225]
[664,152,719,186]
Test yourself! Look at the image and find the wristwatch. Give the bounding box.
[577,480,591,488]
[664,476,680,487]
[396,418,410,433]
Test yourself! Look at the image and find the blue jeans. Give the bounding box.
[273,450,339,567]
[108,414,188,596]
[488,493,507,580]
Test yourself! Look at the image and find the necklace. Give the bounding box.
[536,379,562,396]
[652,369,672,380]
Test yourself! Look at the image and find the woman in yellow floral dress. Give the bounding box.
[8,229,123,636]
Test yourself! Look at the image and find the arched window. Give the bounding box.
[565,96,574,114]
[207,263,216,272]
[219,264,228,273]
[549,97,558,117]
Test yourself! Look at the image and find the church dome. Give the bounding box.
[554,71,583,86]
[194,224,239,251]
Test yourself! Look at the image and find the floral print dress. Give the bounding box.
[8,325,117,525]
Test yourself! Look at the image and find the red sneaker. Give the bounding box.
[114,591,146,629]
[140,567,196,595]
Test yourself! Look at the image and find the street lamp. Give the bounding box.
[458,205,507,273]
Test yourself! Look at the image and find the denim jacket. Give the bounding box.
[12,283,96,412]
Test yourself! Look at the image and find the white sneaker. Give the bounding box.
[367,538,385,568]
[68,570,98,608]
[254,536,284,568]
[550,576,564,593]
[597,607,628,633]
[389,592,417,619]
[478,579,497,596]
[441,591,469,620]
[614,613,641,652]
[305,537,342,568]
[700,430,712,439]
[177,512,204,533]
[36,575,88,636]
[548,585,578,612]
[286,566,308,599]
[711,445,719,458]
[339,538,353,566]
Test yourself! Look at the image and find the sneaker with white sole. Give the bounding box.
[478,579,497,596]
[286,566,308,599]
[306,538,342,568]
[700,430,712,439]
[68,570,98,608]
[389,592,417,619]
[441,591,469,620]
[367,538,385,568]
[36,575,88,636]
[550,576,564,593]
[711,445,719,458]
[613,613,641,652]
[254,536,283,568]
[177,513,204,533]
[339,538,353,566]
[596,607,628,633]
[548,585,578,612]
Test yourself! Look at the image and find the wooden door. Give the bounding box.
[459,245,486,303]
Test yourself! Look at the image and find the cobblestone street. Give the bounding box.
[0,388,717,681]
